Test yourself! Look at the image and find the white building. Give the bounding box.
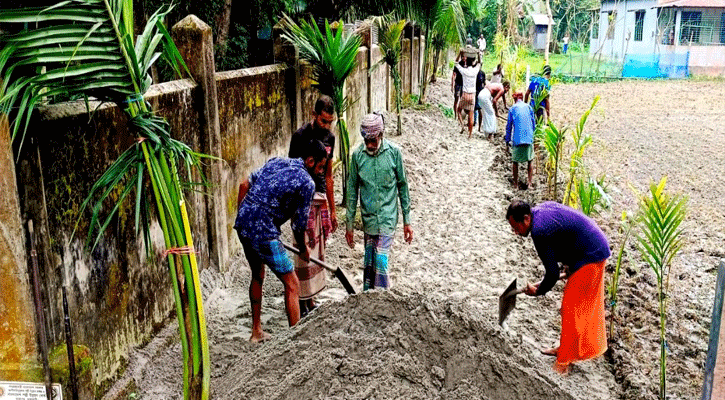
[589,0,725,76]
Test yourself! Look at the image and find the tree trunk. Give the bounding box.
[418,33,431,104]
[430,47,441,83]
[545,0,553,63]
[214,0,233,58]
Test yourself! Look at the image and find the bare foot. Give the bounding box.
[249,331,272,344]
[540,347,559,357]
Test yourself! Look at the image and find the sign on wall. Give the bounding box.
[0,382,62,400]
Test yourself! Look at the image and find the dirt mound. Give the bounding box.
[213,290,576,399]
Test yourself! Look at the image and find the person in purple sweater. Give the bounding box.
[506,200,610,373]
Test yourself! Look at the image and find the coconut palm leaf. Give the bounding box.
[371,16,405,134]
[0,0,186,144]
[281,14,360,199]
[0,1,209,399]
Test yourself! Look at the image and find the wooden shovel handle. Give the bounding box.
[516,273,568,297]
[282,242,336,273]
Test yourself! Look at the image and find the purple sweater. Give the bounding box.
[530,202,611,295]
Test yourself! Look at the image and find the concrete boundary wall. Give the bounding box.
[0,15,426,395]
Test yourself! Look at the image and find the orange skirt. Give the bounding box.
[555,259,608,373]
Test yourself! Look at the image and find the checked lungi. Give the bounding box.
[555,259,608,373]
[363,233,394,290]
[294,193,332,300]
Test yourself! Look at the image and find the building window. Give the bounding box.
[658,8,676,45]
[680,11,702,44]
[634,10,645,41]
[607,11,616,39]
[592,12,600,39]
[720,13,725,44]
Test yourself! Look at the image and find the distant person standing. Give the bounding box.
[474,67,486,133]
[451,58,464,115]
[234,141,329,343]
[288,95,338,317]
[562,34,570,54]
[526,65,552,121]
[455,53,481,139]
[346,113,413,290]
[477,33,487,55]
[506,200,610,374]
[505,92,536,189]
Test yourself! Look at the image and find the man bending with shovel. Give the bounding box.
[506,200,610,373]
[234,140,328,343]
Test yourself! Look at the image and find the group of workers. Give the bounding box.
[234,56,606,375]
[452,37,552,190]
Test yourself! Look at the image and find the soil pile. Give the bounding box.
[213,290,578,400]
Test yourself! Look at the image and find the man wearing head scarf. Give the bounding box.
[525,65,552,122]
[346,113,413,290]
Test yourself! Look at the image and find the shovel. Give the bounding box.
[498,273,567,325]
[282,242,356,295]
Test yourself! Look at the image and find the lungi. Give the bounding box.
[555,259,608,373]
[477,88,497,135]
[294,193,331,300]
[363,233,394,291]
[459,92,475,111]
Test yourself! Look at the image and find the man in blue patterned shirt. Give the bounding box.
[234,140,328,343]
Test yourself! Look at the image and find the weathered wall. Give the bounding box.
[412,37,420,95]
[216,64,295,256]
[2,16,426,395]
[0,116,37,382]
[369,45,388,113]
[344,47,369,149]
[401,38,412,97]
[13,79,203,388]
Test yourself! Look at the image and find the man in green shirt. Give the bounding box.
[346,113,413,290]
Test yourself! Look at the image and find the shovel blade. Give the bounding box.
[498,278,519,325]
[334,267,356,295]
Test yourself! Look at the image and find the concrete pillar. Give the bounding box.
[703,261,725,399]
[674,10,682,47]
[273,21,303,130]
[172,15,228,271]
[0,115,38,381]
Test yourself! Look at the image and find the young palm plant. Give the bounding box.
[563,95,599,207]
[281,14,361,200]
[0,1,210,399]
[371,16,406,135]
[636,177,687,400]
[608,210,636,338]
[576,174,610,216]
[537,120,566,201]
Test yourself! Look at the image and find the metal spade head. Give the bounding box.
[498,278,519,325]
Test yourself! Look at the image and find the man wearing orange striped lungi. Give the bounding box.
[506,200,611,373]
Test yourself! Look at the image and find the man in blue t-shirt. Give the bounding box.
[525,65,551,122]
[234,140,328,343]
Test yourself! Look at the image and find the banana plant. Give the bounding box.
[0,1,210,398]
[281,14,361,200]
[636,177,687,400]
[371,16,406,135]
[563,95,599,207]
